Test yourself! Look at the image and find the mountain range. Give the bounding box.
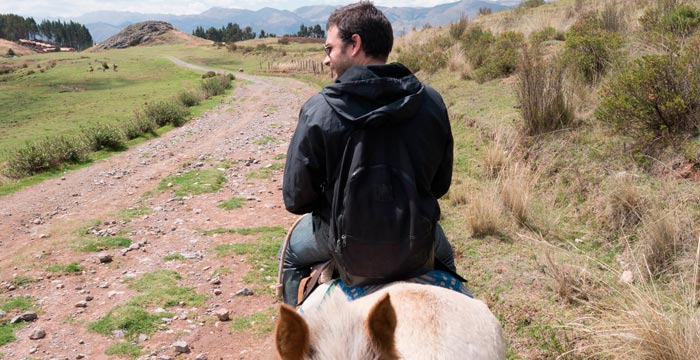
[71,0,513,43]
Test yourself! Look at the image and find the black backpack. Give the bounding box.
[329,120,438,286]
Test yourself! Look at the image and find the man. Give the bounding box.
[281,1,457,307]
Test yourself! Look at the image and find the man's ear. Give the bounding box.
[349,33,363,57]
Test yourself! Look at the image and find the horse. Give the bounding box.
[274,279,506,360]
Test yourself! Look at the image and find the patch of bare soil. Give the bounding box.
[0,69,318,359]
[0,39,37,56]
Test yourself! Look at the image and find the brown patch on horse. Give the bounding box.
[275,304,310,360]
[365,294,400,360]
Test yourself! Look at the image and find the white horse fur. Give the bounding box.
[274,282,506,360]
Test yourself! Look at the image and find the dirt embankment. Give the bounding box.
[0,61,318,359]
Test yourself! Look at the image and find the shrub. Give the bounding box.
[519,0,545,9]
[516,45,573,135]
[200,74,233,99]
[530,26,561,44]
[478,7,493,17]
[396,34,452,74]
[278,37,291,45]
[660,5,700,37]
[639,211,682,278]
[3,136,88,178]
[563,14,624,84]
[143,101,189,127]
[596,43,700,138]
[474,31,524,83]
[461,26,495,68]
[449,14,468,40]
[202,71,216,79]
[605,177,645,230]
[176,89,201,107]
[83,124,126,151]
[226,42,238,52]
[6,48,15,57]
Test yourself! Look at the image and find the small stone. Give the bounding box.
[158,356,172,360]
[7,284,16,291]
[128,243,140,251]
[214,308,230,321]
[29,328,46,340]
[138,334,149,343]
[75,301,88,308]
[85,295,94,301]
[172,340,190,354]
[29,347,38,354]
[112,329,125,338]
[21,311,38,322]
[0,310,6,317]
[234,288,254,296]
[76,354,86,359]
[209,277,221,285]
[98,253,112,263]
[195,354,207,360]
[39,234,49,239]
[620,270,634,284]
[213,289,222,296]
[98,283,109,289]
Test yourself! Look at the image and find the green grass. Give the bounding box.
[255,135,277,145]
[127,270,206,308]
[158,169,227,198]
[246,163,283,180]
[202,225,285,237]
[212,267,232,276]
[231,306,277,337]
[163,253,185,261]
[208,226,285,294]
[105,342,142,358]
[217,197,246,210]
[117,207,152,222]
[0,296,36,346]
[74,237,132,252]
[46,262,83,273]
[87,305,170,340]
[8,276,36,288]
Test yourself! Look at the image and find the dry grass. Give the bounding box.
[500,163,534,225]
[446,44,474,80]
[543,253,591,304]
[589,272,700,359]
[516,44,574,136]
[638,210,682,279]
[605,175,646,230]
[447,182,470,207]
[466,190,502,237]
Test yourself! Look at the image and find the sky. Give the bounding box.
[0,0,518,20]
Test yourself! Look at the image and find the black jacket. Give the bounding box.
[283,63,453,250]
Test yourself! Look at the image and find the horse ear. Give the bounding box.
[275,304,310,360]
[366,293,399,359]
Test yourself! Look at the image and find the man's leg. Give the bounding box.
[279,214,331,307]
[434,223,457,272]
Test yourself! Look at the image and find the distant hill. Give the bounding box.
[91,21,212,50]
[0,38,38,56]
[72,0,512,43]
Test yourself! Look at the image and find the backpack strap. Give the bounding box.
[297,259,335,308]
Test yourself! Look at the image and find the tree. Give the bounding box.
[6,48,15,57]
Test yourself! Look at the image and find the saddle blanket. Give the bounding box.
[328,270,473,302]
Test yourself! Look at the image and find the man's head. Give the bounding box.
[324,1,393,80]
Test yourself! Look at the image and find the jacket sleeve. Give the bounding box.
[283,105,326,215]
[431,110,453,199]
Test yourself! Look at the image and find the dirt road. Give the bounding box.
[0,60,319,359]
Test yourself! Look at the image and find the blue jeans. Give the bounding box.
[279,213,457,306]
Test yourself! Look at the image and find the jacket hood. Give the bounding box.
[322,63,424,127]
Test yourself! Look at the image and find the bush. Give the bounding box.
[278,37,291,45]
[176,90,201,107]
[563,14,623,83]
[3,136,88,178]
[596,43,700,138]
[461,26,495,68]
[516,46,573,135]
[82,124,126,151]
[449,15,468,40]
[600,2,626,33]
[6,48,15,57]
[530,27,561,44]
[396,34,452,74]
[202,71,216,79]
[200,74,233,99]
[519,0,545,9]
[121,112,158,140]
[660,5,700,37]
[144,101,189,127]
[474,31,524,83]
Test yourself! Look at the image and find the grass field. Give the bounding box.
[0,39,327,164]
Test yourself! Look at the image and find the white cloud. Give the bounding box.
[0,0,515,19]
